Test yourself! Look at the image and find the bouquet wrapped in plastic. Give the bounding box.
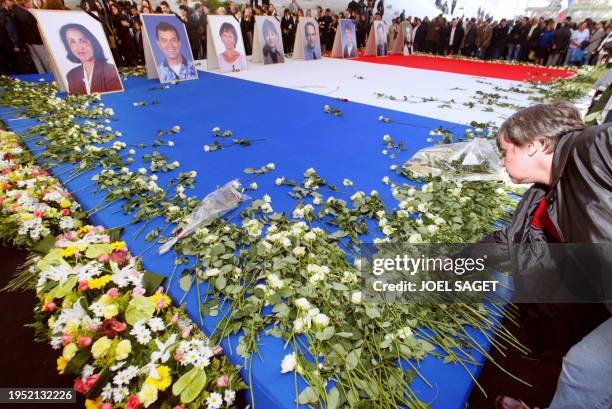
[158,179,249,254]
[403,138,507,182]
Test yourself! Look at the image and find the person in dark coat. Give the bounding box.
[11,2,50,73]
[445,18,463,55]
[506,16,529,60]
[280,8,294,54]
[490,18,509,60]
[489,102,612,409]
[547,22,571,66]
[461,18,477,56]
[110,3,137,66]
[414,17,427,52]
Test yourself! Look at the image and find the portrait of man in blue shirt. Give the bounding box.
[155,20,197,82]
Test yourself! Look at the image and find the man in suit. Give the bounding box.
[343,22,357,58]
[446,18,463,55]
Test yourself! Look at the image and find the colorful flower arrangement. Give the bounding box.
[0,130,245,408]
[0,131,85,247]
[32,226,244,409]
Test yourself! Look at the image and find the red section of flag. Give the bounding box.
[353,54,574,83]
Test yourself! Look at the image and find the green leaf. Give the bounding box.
[172,366,200,397]
[215,275,227,290]
[32,235,56,255]
[46,276,78,300]
[86,369,111,399]
[365,306,381,319]
[297,387,318,405]
[345,349,361,370]
[84,244,113,259]
[327,386,340,409]
[179,274,193,292]
[180,368,207,403]
[125,295,155,326]
[316,326,335,341]
[143,271,165,295]
[64,350,91,375]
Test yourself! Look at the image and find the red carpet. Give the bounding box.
[354,54,574,83]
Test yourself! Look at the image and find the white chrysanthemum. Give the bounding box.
[294,297,310,310]
[148,317,165,332]
[206,392,223,409]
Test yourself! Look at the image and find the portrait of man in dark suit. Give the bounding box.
[375,21,387,56]
[341,20,357,58]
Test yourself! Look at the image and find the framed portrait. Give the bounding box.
[299,17,321,60]
[253,16,284,65]
[32,10,123,95]
[340,19,357,59]
[141,14,198,83]
[207,15,247,73]
[375,21,387,57]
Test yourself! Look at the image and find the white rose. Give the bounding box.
[275,177,285,186]
[295,298,310,309]
[293,246,305,257]
[204,145,210,152]
[266,163,275,170]
[313,313,330,327]
[280,352,297,373]
[351,291,362,304]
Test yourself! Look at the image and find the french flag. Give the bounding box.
[558,0,573,20]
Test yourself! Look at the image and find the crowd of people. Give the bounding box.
[1,0,612,74]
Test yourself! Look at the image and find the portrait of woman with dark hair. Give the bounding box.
[59,23,123,94]
[261,19,284,64]
[217,21,247,72]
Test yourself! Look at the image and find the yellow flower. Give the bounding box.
[88,275,111,290]
[20,213,33,221]
[144,365,172,391]
[103,304,119,319]
[91,336,112,359]
[62,343,78,361]
[60,199,71,209]
[138,382,158,408]
[115,339,131,361]
[110,241,126,251]
[150,294,172,309]
[57,356,68,375]
[61,246,79,258]
[85,398,101,409]
[77,226,92,235]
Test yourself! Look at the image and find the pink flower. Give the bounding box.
[43,301,56,313]
[88,323,99,332]
[171,313,179,325]
[216,375,229,388]
[109,250,128,267]
[132,286,145,296]
[213,345,223,356]
[74,374,99,394]
[78,280,89,291]
[156,298,166,309]
[67,231,78,239]
[155,287,164,295]
[174,350,183,361]
[101,403,113,409]
[61,333,72,346]
[77,336,92,348]
[181,326,191,339]
[172,406,187,409]
[34,210,43,218]
[106,288,119,299]
[101,318,127,338]
[97,254,110,263]
[63,191,70,197]
[62,209,70,216]
[125,395,140,409]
